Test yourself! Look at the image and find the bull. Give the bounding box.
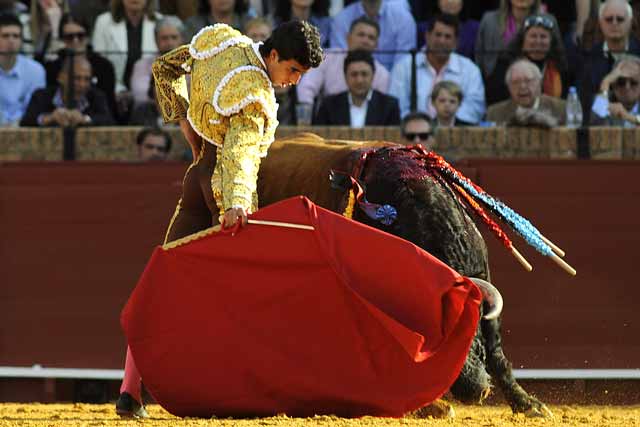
[257,134,553,418]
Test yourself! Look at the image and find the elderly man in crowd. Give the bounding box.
[297,16,390,107]
[131,15,184,108]
[579,0,640,121]
[20,56,114,127]
[390,13,485,123]
[0,13,45,126]
[313,49,399,127]
[487,58,567,127]
[591,54,640,126]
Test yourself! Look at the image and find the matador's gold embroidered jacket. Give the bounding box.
[152,24,279,214]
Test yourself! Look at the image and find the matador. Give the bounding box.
[115,21,323,418]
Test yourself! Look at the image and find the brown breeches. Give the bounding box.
[163,142,220,244]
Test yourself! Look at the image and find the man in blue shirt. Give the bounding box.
[389,13,485,123]
[0,13,46,126]
[330,0,416,71]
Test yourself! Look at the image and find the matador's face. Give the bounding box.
[264,49,309,88]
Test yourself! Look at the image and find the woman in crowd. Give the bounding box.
[475,0,558,77]
[183,0,251,40]
[484,14,570,105]
[44,13,117,118]
[28,0,67,62]
[92,0,159,122]
[272,0,331,47]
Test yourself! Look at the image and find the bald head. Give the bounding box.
[58,56,93,100]
[506,59,542,108]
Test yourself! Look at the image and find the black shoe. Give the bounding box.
[115,392,149,418]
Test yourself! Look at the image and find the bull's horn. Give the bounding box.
[469,278,504,320]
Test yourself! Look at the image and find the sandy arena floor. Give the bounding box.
[1,404,639,427]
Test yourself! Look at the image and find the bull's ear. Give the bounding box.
[329,169,351,192]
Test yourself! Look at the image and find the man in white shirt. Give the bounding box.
[297,16,390,107]
[389,13,485,123]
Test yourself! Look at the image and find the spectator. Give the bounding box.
[423,0,479,59]
[157,0,199,21]
[475,0,556,78]
[44,13,117,120]
[184,0,251,40]
[244,16,272,42]
[297,16,390,106]
[591,54,640,126]
[272,0,331,47]
[579,0,640,123]
[390,14,485,123]
[544,0,590,46]
[20,55,114,126]
[0,0,26,16]
[136,127,172,161]
[0,13,46,126]
[247,0,275,17]
[0,1,30,50]
[485,14,571,105]
[486,58,566,127]
[313,49,400,126]
[92,0,159,121]
[68,0,109,30]
[400,110,436,150]
[330,0,416,70]
[431,80,470,127]
[28,0,67,63]
[131,15,183,107]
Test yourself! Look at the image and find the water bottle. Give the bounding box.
[566,86,583,128]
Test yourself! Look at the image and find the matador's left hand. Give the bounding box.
[223,207,248,229]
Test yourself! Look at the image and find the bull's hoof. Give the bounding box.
[524,403,554,418]
[413,399,455,419]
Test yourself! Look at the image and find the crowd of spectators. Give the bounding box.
[3,0,640,154]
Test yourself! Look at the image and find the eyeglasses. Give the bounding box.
[604,15,627,24]
[524,15,554,30]
[614,77,639,88]
[62,32,87,42]
[404,132,433,141]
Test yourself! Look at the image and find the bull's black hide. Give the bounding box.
[258,135,551,417]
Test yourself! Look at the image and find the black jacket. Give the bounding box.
[313,90,401,126]
[578,36,640,123]
[20,86,115,126]
[44,49,117,118]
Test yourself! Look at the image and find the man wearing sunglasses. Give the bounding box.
[579,0,640,122]
[400,111,435,151]
[591,54,640,126]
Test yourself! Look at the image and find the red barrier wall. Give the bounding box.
[1,160,639,370]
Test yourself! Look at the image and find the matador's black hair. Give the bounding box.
[259,20,323,69]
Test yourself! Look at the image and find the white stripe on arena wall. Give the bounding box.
[0,366,639,380]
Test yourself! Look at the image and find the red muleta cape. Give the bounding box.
[121,196,481,418]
